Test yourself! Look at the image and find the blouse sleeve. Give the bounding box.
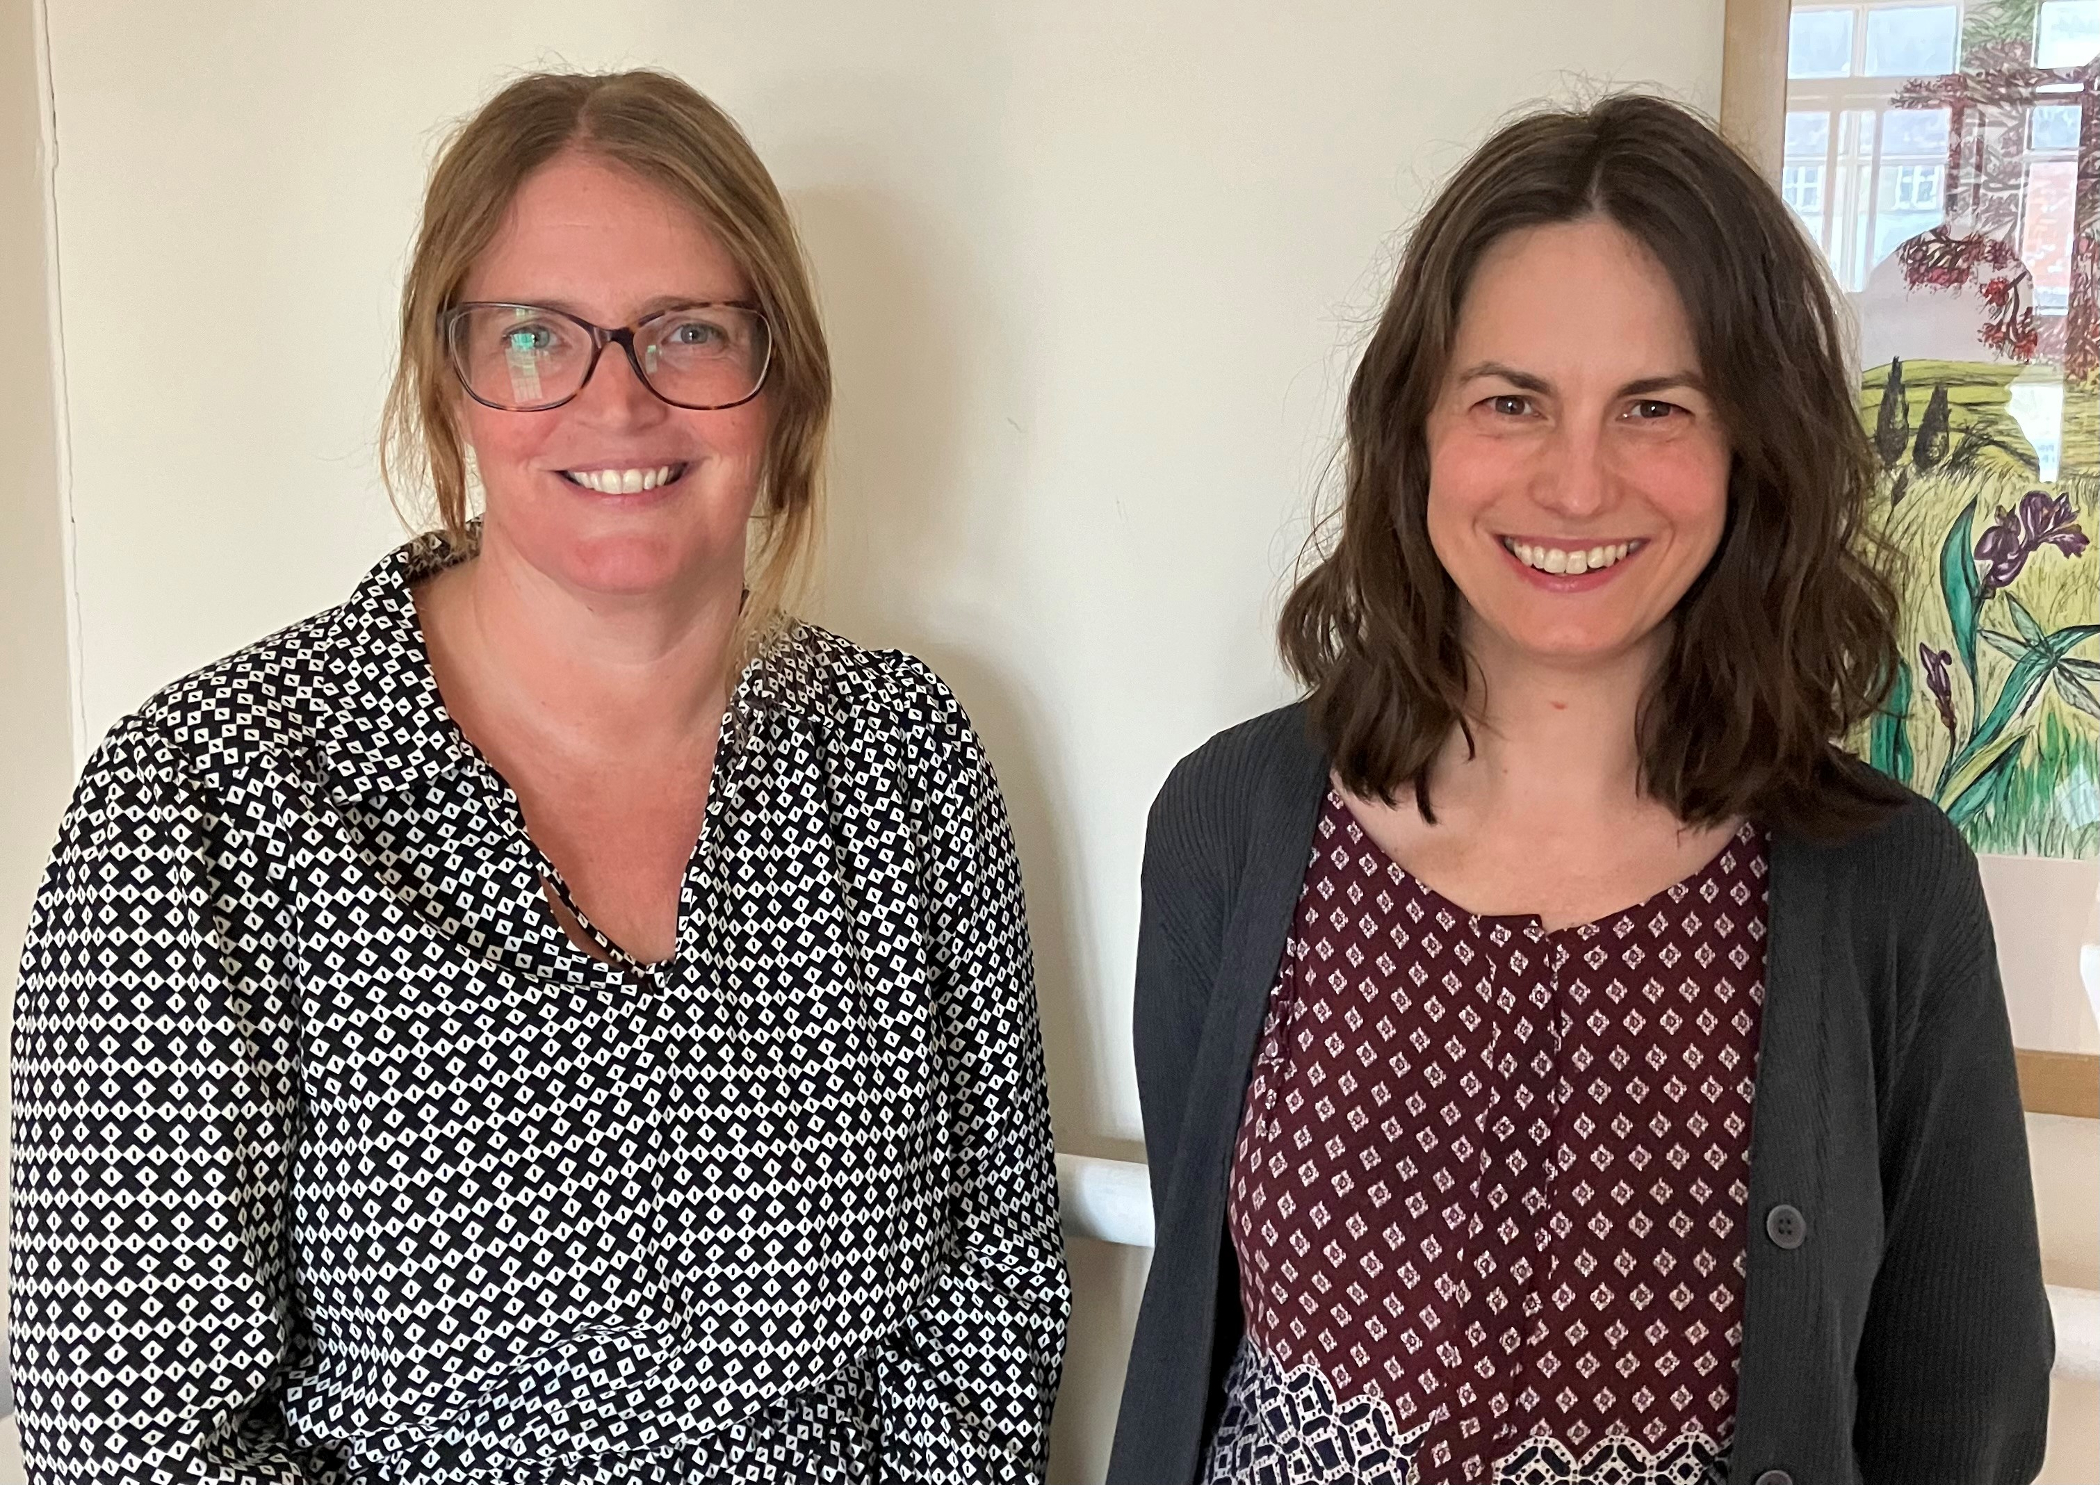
[871,672,1071,1484]
[10,724,311,1484]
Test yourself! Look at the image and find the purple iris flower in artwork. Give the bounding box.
[1919,644,1957,740]
[1975,490,2089,596]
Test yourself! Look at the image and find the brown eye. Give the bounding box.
[1628,399,1680,420]
[1489,395,1531,416]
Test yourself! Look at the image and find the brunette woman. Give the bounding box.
[1110,95,2050,1485]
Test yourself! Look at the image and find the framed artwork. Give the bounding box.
[1733,0,2099,859]
[1722,0,2099,1117]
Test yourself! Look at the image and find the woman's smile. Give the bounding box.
[1497,534,1647,585]
[553,460,692,494]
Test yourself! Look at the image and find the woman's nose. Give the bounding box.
[1533,428,1611,517]
[572,340,669,427]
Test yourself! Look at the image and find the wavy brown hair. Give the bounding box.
[1279,93,1904,837]
[381,69,831,663]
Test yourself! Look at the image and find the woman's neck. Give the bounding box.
[1427,619,1667,826]
[417,528,742,764]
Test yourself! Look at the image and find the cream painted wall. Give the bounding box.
[1985,854,2100,1054]
[8,2,2082,1481]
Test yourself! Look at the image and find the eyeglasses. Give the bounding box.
[441,301,774,412]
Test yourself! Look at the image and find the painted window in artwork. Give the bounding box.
[1788,0,2099,858]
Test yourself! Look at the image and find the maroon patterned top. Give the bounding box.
[1204,792,1768,1485]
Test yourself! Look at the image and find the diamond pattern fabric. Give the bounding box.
[10,536,1069,1483]
[1204,793,1766,1484]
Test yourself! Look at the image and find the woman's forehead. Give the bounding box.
[465,153,748,309]
[1452,221,1699,371]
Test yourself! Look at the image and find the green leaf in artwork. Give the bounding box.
[1869,659,1914,784]
[1945,734,2026,827]
[1981,629,2031,663]
[2005,593,2046,649]
[1936,622,2100,795]
[2054,668,2100,724]
[1939,499,1981,678]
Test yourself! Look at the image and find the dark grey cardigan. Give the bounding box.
[1106,703,2053,1485]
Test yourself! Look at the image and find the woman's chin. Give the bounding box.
[493,520,739,602]
[1479,616,1664,672]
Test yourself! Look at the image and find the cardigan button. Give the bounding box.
[1754,1472,1794,1485]
[1765,1204,1808,1250]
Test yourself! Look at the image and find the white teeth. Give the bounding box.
[1506,539,1637,575]
[567,465,680,494]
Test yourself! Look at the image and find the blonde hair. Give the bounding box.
[381,69,830,662]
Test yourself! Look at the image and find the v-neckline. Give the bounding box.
[400,552,753,981]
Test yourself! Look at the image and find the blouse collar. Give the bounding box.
[311,532,810,802]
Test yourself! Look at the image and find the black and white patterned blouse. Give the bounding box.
[10,536,1070,1484]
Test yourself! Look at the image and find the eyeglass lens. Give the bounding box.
[448,304,770,410]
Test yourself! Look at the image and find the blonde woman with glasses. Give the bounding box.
[11,70,1068,1483]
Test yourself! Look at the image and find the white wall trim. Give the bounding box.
[30,0,86,768]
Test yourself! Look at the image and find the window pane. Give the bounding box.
[2007,381,2064,483]
[1881,106,1950,156]
[2030,103,2083,150]
[1878,163,1944,210]
[2037,0,2100,67]
[2021,158,2078,311]
[1789,9,1855,77]
[1786,110,1832,157]
[1863,5,1959,76]
[1783,164,1828,213]
[1874,158,1945,265]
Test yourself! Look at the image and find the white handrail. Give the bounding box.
[2048,1284,2100,1383]
[1055,1153,1154,1249]
[1055,1154,2100,1383]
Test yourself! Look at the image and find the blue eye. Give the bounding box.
[501,324,557,354]
[666,319,727,347]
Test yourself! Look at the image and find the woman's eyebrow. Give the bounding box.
[464,293,748,318]
[1619,372,1708,397]
[637,291,750,313]
[1456,363,1708,398]
[1455,360,1550,392]
[1453,364,1708,400]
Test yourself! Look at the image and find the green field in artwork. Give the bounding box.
[1850,358,2098,859]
